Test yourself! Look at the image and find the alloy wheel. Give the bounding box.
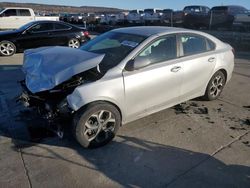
[84,110,116,142]
[0,42,15,56]
[209,75,224,98]
[68,39,80,48]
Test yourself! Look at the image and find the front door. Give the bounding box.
[17,22,54,50]
[123,35,183,120]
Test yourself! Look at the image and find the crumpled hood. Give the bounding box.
[23,46,105,93]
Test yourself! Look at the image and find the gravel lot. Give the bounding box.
[0,53,249,188]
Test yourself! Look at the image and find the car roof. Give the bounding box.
[31,20,65,24]
[211,5,246,9]
[113,26,189,37]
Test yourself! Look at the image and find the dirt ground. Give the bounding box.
[0,53,249,188]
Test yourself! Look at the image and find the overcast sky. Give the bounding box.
[1,0,250,10]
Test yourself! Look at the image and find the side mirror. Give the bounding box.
[134,56,151,70]
[126,56,151,71]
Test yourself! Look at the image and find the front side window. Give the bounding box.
[137,35,177,64]
[181,35,210,56]
[29,23,53,33]
[3,9,17,16]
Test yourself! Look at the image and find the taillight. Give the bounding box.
[82,31,89,36]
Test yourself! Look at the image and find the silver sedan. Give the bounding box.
[21,26,235,148]
[67,27,234,148]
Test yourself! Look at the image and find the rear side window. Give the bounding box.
[207,39,216,51]
[18,9,31,16]
[3,9,17,16]
[54,23,71,30]
[180,34,214,56]
[29,23,54,33]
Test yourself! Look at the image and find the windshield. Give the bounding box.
[17,21,36,31]
[144,9,154,14]
[130,10,137,14]
[81,31,146,72]
[184,6,201,12]
[0,8,4,13]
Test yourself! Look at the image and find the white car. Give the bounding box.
[0,7,59,30]
[143,8,163,22]
[20,27,234,148]
[127,9,144,23]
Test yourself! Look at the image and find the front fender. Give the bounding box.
[67,75,125,119]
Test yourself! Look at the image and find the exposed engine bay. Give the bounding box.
[18,46,106,129]
[19,67,103,122]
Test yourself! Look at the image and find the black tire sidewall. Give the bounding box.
[0,40,16,56]
[73,102,121,148]
[204,71,226,101]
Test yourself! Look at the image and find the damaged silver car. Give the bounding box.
[19,27,234,148]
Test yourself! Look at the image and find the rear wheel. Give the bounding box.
[203,71,226,101]
[68,38,80,48]
[0,41,16,56]
[73,102,121,148]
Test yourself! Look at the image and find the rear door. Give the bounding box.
[178,33,217,101]
[49,23,73,46]
[123,35,183,120]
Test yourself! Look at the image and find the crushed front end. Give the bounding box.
[18,46,104,126]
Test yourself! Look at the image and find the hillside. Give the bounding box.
[0,2,125,13]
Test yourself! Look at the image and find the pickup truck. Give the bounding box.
[0,7,59,30]
[233,10,250,30]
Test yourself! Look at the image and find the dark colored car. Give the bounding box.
[183,5,210,29]
[0,20,90,56]
[210,5,248,29]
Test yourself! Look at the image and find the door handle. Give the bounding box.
[208,57,216,62]
[171,66,181,72]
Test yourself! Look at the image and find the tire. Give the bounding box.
[68,38,80,48]
[203,71,226,101]
[73,102,121,148]
[0,40,16,56]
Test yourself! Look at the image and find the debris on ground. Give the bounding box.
[172,102,250,132]
[193,107,208,114]
[243,119,250,126]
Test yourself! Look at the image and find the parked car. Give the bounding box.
[233,9,250,31]
[0,7,59,30]
[127,9,144,24]
[0,20,90,56]
[210,5,249,29]
[144,8,163,22]
[19,26,234,148]
[161,9,174,24]
[84,13,100,24]
[172,10,184,25]
[72,14,84,23]
[183,5,210,29]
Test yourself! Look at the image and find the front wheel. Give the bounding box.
[68,38,80,48]
[203,71,226,101]
[0,40,16,56]
[73,102,121,148]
